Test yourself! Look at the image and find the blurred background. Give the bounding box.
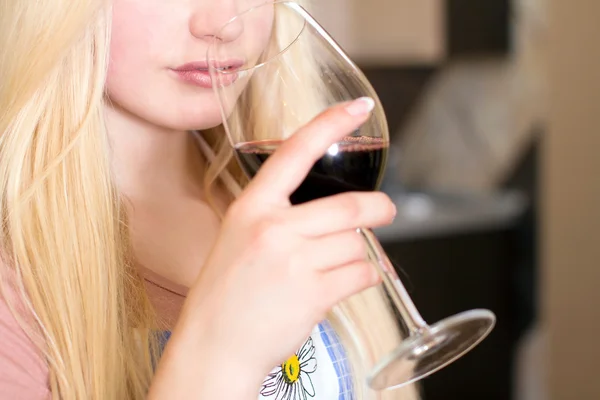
[312,1,600,399]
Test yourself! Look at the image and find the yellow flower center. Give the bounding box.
[282,354,301,383]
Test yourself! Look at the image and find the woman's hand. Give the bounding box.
[149,98,396,399]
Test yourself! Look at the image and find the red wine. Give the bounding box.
[235,136,388,205]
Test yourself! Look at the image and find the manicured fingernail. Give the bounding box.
[345,97,375,116]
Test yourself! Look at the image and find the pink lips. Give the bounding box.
[170,60,243,88]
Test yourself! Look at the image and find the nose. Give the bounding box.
[189,0,243,43]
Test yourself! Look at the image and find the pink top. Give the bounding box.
[0,267,186,398]
[0,268,358,400]
[0,271,50,399]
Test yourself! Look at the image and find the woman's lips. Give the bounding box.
[171,69,214,88]
[170,60,243,88]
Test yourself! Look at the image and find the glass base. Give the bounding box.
[367,309,496,391]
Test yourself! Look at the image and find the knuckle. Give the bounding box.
[314,118,338,137]
[251,216,284,247]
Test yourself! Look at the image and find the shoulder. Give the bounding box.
[0,265,50,398]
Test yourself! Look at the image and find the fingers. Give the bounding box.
[318,260,381,307]
[244,97,375,204]
[286,191,396,237]
[300,230,368,272]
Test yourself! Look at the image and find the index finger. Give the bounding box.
[244,97,375,205]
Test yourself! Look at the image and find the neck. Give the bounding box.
[105,105,206,199]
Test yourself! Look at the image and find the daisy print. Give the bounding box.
[260,337,318,400]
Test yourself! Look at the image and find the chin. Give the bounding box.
[107,87,229,133]
[180,103,225,132]
[171,89,242,133]
[147,98,225,132]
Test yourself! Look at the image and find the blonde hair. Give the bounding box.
[0,1,155,398]
[0,1,417,399]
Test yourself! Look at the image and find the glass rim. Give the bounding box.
[206,1,344,75]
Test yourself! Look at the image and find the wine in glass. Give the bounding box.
[208,1,495,391]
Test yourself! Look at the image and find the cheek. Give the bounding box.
[106,2,223,130]
[106,1,164,106]
[108,1,160,77]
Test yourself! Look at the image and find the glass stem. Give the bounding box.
[358,228,428,335]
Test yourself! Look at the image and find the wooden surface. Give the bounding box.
[543,1,600,398]
[311,0,445,65]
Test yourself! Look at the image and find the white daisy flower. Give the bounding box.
[260,337,318,400]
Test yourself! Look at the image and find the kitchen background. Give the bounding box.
[312,1,600,399]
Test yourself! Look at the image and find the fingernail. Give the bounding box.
[345,97,375,116]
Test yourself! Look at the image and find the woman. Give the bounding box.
[0,0,418,399]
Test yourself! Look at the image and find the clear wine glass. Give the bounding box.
[208,1,495,391]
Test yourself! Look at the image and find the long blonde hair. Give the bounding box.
[0,1,418,399]
[0,1,155,398]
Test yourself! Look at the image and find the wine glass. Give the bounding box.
[208,1,495,391]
